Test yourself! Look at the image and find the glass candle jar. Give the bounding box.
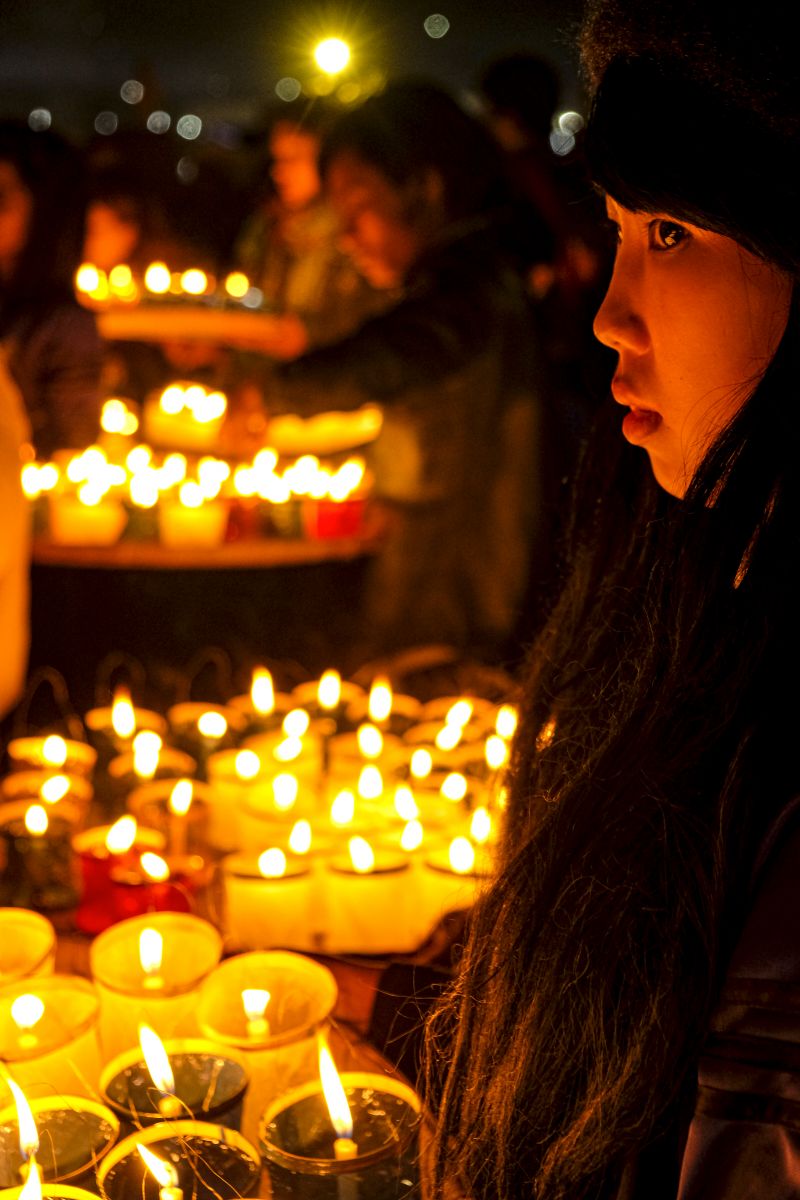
[0,1095,119,1189]
[97,1120,261,1200]
[0,975,102,1100]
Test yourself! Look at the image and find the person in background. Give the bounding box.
[267,82,565,661]
[0,121,102,455]
[233,97,384,359]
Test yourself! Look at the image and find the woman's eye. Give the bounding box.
[650,219,688,251]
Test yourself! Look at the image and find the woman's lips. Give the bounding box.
[612,377,663,444]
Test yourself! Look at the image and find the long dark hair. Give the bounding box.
[424,54,800,1200]
[0,121,87,336]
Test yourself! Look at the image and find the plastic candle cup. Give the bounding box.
[0,976,102,1100]
[291,674,365,727]
[0,803,81,911]
[107,852,194,923]
[107,741,196,809]
[323,839,411,954]
[259,1068,420,1200]
[97,1120,261,1200]
[6,738,96,780]
[99,1031,249,1133]
[346,681,421,737]
[221,850,317,952]
[166,704,245,778]
[0,772,92,816]
[157,487,229,548]
[89,913,222,1059]
[229,668,294,735]
[126,779,210,858]
[197,952,338,1146]
[85,693,167,763]
[203,748,273,854]
[0,911,56,981]
[47,492,127,547]
[421,837,494,933]
[72,818,166,935]
[0,1095,119,1189]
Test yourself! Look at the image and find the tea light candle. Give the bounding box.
[0,1177,98,1200]
[6,737,96,779]
[197,951,337,1147]
[166,704,245,778]
[108,853,194,923]
[229,668,293,735]
[158,489,229,549]
[292,672,364,726]
[203,748,270,853]
[222,850,317,952]
[97,1121,261,1200]
[136,1146,182,1200]
[0,976,102,1100]
[89,913,222,1059]
[85,691,167,759]
[0,772,92,814]
[100,1030,249,1132]
[324,839,411,954]
[0,1095,119,1189]
[107,740,195,800]
[72,817,166,935]
[259,1068,420,1200]
[346,678,421,735]
[126,779,210,857]
[421,837,494,931]
[48,493,127,547]
[0,803,79,911]
[0,911,56,981]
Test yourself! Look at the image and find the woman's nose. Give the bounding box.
[593,261,650,354]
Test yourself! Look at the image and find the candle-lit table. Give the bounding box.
[32,534,380,571]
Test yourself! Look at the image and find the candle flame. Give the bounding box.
[168,779,193,816]
[435,724,462,752]
[258,847,287,878]
[141,853,170,882]
[448,836,476,874]
[357,765,383,801]
[470,807,492,845]
[401,819,424,852]
[39,774,70,804]
[197,711,227,739]
[446,700,473,728]
[235,749,261,779]
[348,836,375,874]
[3,1074,39,1160]
[250,667,275,715]
[106,814,137,854]
[180,268,208,296]
[272,773,298,811]
[441,772,468,802]
[367,677,392,723]
[282,708,310,739]
[394,786,419,821]
[496,704,518,740]
[139,1023,176,1097]
[139,928,164,976]
[330,790,355,827]
[241,989,270,1021]
[24,805,48,836]
[111,688,136,739]
[410,748,433,779]
[41,736,67,767]
[10,994,45,1033]
[133,731,162,779]
[318,1040,353,1139]
[144,262,171,294]
[274,736,302,763]
[289,819,312,854]
[19,1160,42,1200]
[137,1143,179,1189]
[317,669,341,711]
[484,734,508,772]
[356,724,383,759]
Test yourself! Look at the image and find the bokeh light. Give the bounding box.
[120,80,144,105]
[314,38,350,75]
[276,77,302,102]
[424,14,450,38]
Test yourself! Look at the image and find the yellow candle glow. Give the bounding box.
[441,772,468,802]
[144,262,171,294]
[496,704,518,740]
[197,711,227,740]
[106,815,137,855]
[41,737,67,768]
[394,786,419,822]
[258,848,287,878]
[250,668,275,716]
[318,670,341,712]
[282,709,310,739]
[356,724,383,759]
[133,732,162,780]
[449,836,476,874]
[39,774,70,804]
[289,819,312,855]
[410,748,433,780]
[470,807,493,845]
[11,992,46,1051]
[235,750,261,780]
[272,774,299,813]
[318,1039,357,1158]
[330,790,355,827]
[168,780,193,818]
[24,806,48,837]
[141,853,170,882]
[139,928,165,990]
[367,677,393,724]
[137,1142,183,1200]
[138,1023,182,1118]
[446,700,473,728]
[485,734,509,772]
[435,724,462,752]
[400,819,424,852]
[241,988,270,1038]
[348,836,375,874]
[357,765,383,801]
[111,688,136,739]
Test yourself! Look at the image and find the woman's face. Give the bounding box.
[325,152,426,289]
[594,198,792,497]
[0,161,33,275]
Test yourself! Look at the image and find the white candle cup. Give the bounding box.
[158,498,229,548]
[89,913,222,1059]
[325,731,406,784]
[290,680,365,727]
[48,495,128,547]
[323,852,412,955]
[229,691,294,736]
[0,909,56,980]
[204,749,274,854]
[0,1094,119,1188]
[198,951,338,1145]
[243,728,325,786]
[100,1037,249,1132]
[107,749,196,807]
[0,974,103,1100]
[259,1072,421,1200]
[222,854,318,952]
[421,847,494,934]
[85,706,167,758]
[345,693,422,735]
[6,739,96,778]
[126,781,210,857]
[97,1119,262,1200]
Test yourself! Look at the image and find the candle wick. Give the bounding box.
[333,1137,359,1160]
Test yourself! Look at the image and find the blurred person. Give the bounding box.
[0,346,31,717]
[83,167,179,273]
[234,97,384,358]
[268,82,565,659]
[0,121,102,454]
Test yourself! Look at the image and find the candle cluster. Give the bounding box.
[23,440,369,548]
[74,261,264,311]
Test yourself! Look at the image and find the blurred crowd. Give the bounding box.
[0,55,613,713]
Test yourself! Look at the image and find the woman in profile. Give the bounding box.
[0,121,102,454]
[422,0,800,1195]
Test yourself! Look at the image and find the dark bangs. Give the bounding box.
[585,56,800,276]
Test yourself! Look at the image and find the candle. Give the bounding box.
[346,679,420,735]
[0,1093,119,1189]
[97,1121,261,1200]
[421,836,494,933]
[89,913,222,1059]
[323,840,411,954]
[166,704,245,779]
[196,951,337,1147]
[72,818,166,935]
[136,1146,182,1200]
[0,804,79,911]
[229,668,293,734]
[47,493,127,547]
[319,1041,358,1160]
[85,691,166,758]
[157,487,229,548]
[126,779,210,857]
[0,772,92,814]
[100,1026,248,1131]
[221,850,317,952]
[0,976,103,1100]
[107,743,195,801]
[0,911,56,981]
[6,738,95,779]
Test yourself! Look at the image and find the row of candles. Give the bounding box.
[1,667,515,956]
[0,910,418,1198]
[75,261,265,310]
[22,436,369,547]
